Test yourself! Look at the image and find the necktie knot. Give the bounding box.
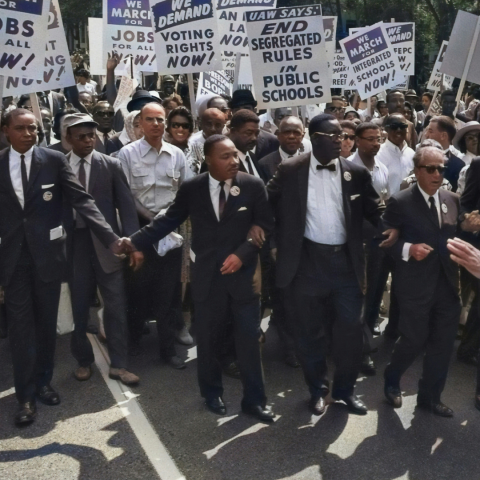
[316,163,336,172]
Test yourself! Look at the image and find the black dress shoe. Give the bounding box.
[36,385,60,405]
[384,385,402,408]
[360,355,376,376]
[242,404,275,423]
[417,400,453,417]
[285,352,301,368]
[309,396,326,415]
[205,397,226,415]
[333,394,368,415]
[15,402,37,426]
[223,361,241,379]
[475,392,480,411]
[372,321,381,336]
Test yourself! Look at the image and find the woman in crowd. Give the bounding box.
[340,120,356,160]
[344,108,361,121]
[455,122,480,195]
[107,110,142,156]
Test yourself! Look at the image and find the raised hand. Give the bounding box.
[107,51,120,72]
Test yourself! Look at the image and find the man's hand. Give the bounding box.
[409,243,433,261]
[110,237,136,255]
[129,251,144,271]
[247,225,265,248]
[379,228,399,248]
[107,51,120,72]
[461,211,480,232]
[447,237,480,278]
[220,254,243,275]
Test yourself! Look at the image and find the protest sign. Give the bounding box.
[150,0,223,74]
[340,23,402,100]
[331,49,349,87]
[245,5,331,109]
[385,22,415,76]
[440,11,480,85]
[0,0,51,79]
[427,40,454,91]
[196,70,232,98]
[103,0,157,72]
[216,0,277,54]
[3,0,75,96]
[89,18,106,75]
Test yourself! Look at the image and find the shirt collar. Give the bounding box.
[351,151,380,170]
[139,137,174,158]
[237,150,247,161]
[385,138,407,153]
[279,147,298,162]
[10,146,34,160]
[417,183,440,204]
[311,154,338,171]
[70,150,93,166]
[209,174,233,189]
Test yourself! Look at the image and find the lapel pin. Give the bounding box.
[230,186,240,196]
[442,203,448,214]
[344,171,352,181]
[43,191,53,201]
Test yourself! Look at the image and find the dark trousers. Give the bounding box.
[70,229,128,369]
[126,245,182,359]
[385,269,461,402]
[195,275,266,407]
[4,245,61,403]
[290,240,364,398]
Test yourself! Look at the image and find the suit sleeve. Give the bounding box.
[110,159,140,236]
[266,161,285,214]
[460,158,480,220]
[130,181,190,251]
[58,155,118,247]
[380,196,405,261]
[360,167,383,228]
[234,181,274,265]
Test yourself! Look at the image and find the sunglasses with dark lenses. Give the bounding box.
[170,122,190,130]
[95,111,114,117]
[387,124,409,131]
[343,134,356,141]
[419,165,446,174]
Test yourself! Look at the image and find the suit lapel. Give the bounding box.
[88,152,100,193]
[438,189,455,227]
[339,158,353,232]
[412,184,439,229]
[0,149,22,209]
[298,156,310,226]
[201,173,218,222]
[221,176,242,223]
[27,147,43,194]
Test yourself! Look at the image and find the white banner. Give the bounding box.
[89,18,107,75]
[103,0,157,72]
[215,0,276,54]
[331,49,349,88]
[0,0,51,79]
[385,22,415,76]
[3,0,75,96]
[340,23,402,100]
[150,0,223,74]
[427,40,454,91]
[196,70,232,98]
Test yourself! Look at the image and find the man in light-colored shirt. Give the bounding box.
[376,114,415,196]
[119,103,192,367]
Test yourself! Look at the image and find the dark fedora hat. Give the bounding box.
[229,89,257,109]
[126,90,162,112]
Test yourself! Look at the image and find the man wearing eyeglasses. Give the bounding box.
[382,146,461,417]
[324,96,347,122]
[92,102,116,154]
[267,114,397,416]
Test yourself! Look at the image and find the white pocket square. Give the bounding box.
[42,184,54,189]
[238,207,247,211]
[350,194,360,200]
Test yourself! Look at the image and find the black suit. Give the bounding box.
[130,172,274,406]
[106,133,125,156]
[259,150,282,182]
[237,150,269,184]
[64,151,139,370]
[256,130,279,160]
[39,92,66,117]
[444,152,465,192]
[383,185,461,402]
[267,154,382,398]
[0,146,118,403]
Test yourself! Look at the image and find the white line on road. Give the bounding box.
[89,334,186,480]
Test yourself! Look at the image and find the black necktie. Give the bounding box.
[429,196,440,228]
[244,153,255,175]
[76,159,87,228]
[218,181,226,220]
[316,163,336,172]
[20,154,28,197]
[104,132,109,144]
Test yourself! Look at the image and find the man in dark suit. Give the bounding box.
[63,114,143,385]
[423,116,465,191]
[0,109,122,426]
[382,146,461,417]
[267,114,396,416]
[117,134,276,422]
[92,102,116,154]
[39,91,67,118]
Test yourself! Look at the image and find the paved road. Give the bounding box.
[1,315,479,480]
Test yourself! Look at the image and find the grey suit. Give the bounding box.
[64,150,139,369]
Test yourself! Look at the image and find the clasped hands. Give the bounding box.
[109,238,143,271]
[461,210,480,233]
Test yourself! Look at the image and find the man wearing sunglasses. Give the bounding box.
[92,102,116,154]
[267,114,397,416]
[324,96,347,122]
[382,146,461,417]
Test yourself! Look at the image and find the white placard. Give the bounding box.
[103,0,157,72]
[245,5,331,109]
[196,70,232,98]
[150,0,223,74]
[3,0,75,96]
[340,23,403,100]
[331,49,349,87]
[89,18,106,75]
[0,0,51,79]
[427,40,454,91]
[385,22,415,76]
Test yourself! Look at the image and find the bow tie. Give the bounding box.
[316,163,336,172]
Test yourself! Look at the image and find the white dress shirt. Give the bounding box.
[402,185,441,261]
[305,156,346,245]
[279,147,299,162]
[376,139,415,195]
[188,130,206,147]
[69,151,93,191]
[96,130,115,146]
[209,175,232,221]
[237,150,260,178]
[349,151,390,200]
[77,83,96,95]
[9,146,33,209]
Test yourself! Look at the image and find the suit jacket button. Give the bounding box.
[23,218,27,223]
